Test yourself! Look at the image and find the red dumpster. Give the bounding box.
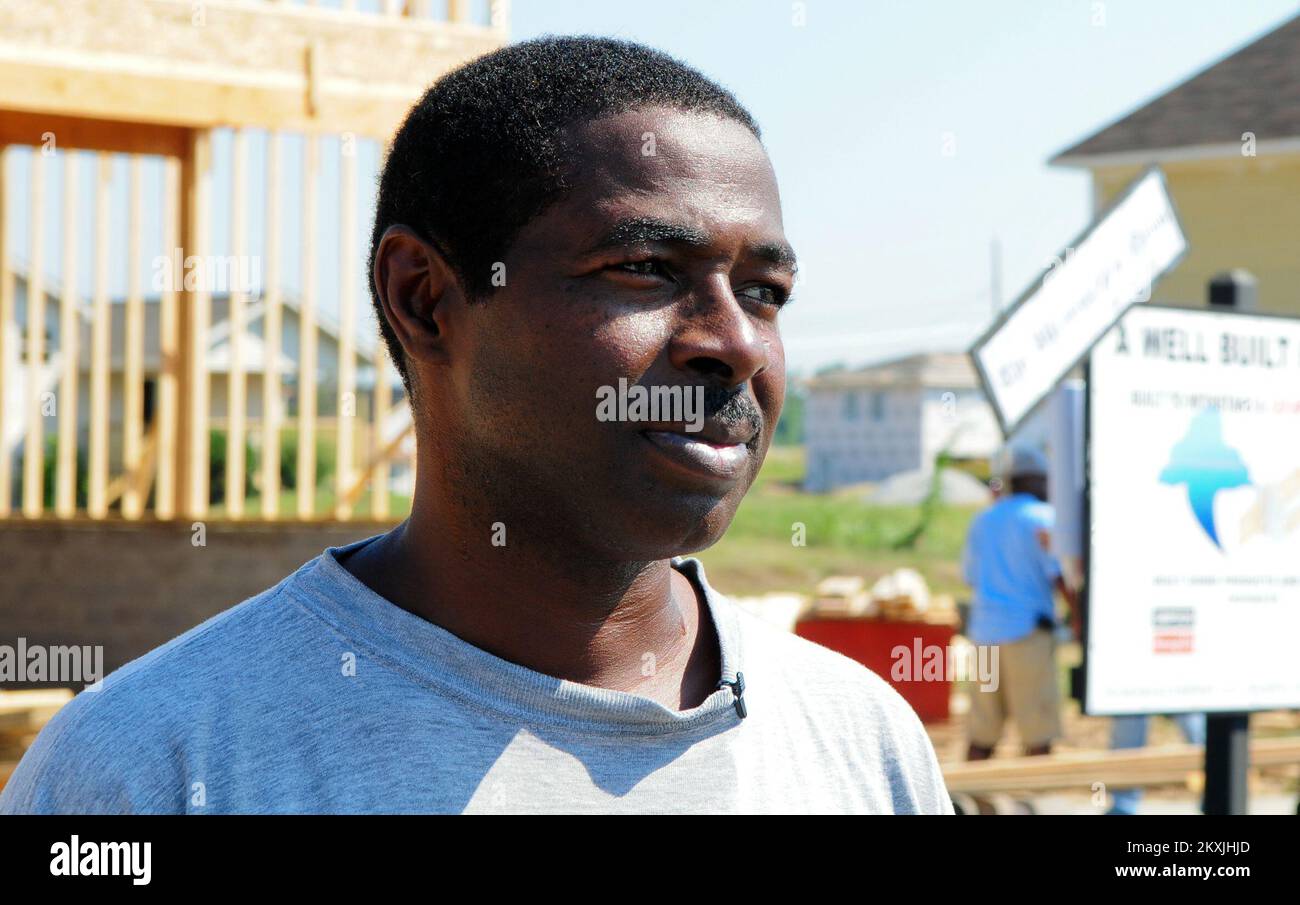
[795,618,955,723]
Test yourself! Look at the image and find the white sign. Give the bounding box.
[1087,305,1300,715]
[972,168,1187,435]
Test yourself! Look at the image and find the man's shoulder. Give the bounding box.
[724,602,953,814]
[1010,494,1054,524]
[85,568,310,701]
[0,566,316,813]
[727,602,925,723]
[686,557,922,723]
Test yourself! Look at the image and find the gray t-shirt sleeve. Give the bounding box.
[0,691,166,814]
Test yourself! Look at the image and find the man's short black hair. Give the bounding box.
[368,35,762,396]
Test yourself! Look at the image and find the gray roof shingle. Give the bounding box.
[1053,14,1300,163]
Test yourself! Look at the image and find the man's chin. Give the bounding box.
[600,489,742,561]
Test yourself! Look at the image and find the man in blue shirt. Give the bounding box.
[962,446,1078,760]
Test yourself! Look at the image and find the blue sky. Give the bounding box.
[8,0,1299,374]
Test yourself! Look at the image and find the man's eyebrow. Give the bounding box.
[590,217,711,251]
[589,216,798,272]
[751,240,798,272]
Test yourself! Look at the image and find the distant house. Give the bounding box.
[801,352,1002,492]
[1053,13,1300,315]
[4,270,412,490]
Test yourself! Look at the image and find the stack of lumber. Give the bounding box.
[0,689,74,791]
[809,575,874,618]
[870,568,960,625]
[869,568,930,621]
[807,570,960,624]
[868,569,961,626]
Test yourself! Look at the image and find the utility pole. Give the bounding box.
[990,237,1002,318]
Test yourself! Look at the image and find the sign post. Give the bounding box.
[1204,713,1250,816]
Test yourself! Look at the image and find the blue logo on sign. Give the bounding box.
[1158,408,1251,549]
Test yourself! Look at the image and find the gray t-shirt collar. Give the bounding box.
[288,534,745,736]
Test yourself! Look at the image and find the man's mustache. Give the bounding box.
[700,383,763,441]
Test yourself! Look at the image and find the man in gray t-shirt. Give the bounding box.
[1,548,951,814]
[1,36,952,815]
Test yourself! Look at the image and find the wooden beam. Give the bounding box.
[260,133,283,520]
[86,155,111,518]
[104,423,159,510]
[0,109,189,158]
[0,147,12,516]
[335,141,356,519]
[177,130,213,519]
[155,157,181,518]
[297,135,318,519]
[942,737,1300,794]
[122,156,146,519]
[372,353,392,519]
[0,689,73,793]
[55,153,79,517]
[342,418,413,512]
[226,130,247,518]
[0,689,74,724]
[490,0,510,32]
[0,0,506,141]
[21,151,46,517]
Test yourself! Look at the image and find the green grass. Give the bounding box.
[695,446,977,597]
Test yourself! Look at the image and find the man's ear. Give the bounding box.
[372,224,464,368]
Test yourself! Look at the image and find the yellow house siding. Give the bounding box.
[1090,154,1300,316]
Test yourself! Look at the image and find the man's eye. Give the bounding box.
[615,260,668,278]
[736,284,790,307]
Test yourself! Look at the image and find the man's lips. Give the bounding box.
[638,419,757,448]
[638,426,753,482]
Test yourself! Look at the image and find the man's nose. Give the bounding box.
[668,276,770,387]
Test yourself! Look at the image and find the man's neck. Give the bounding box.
[339,506,722,712]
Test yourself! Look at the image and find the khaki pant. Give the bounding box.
[968,627,1061,749]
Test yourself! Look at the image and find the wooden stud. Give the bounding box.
[261,131,283,519]
[55,153,79,517]
[335,137,356,518]
[297,133,318,519]
[0,147,12,516]
[155,157,180,518]
[86,154,111,518]
[21,150,46,517]
[226,129,248,518]
[179,130,213,518]
[372,349,391,519]
[121,156,145,518]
